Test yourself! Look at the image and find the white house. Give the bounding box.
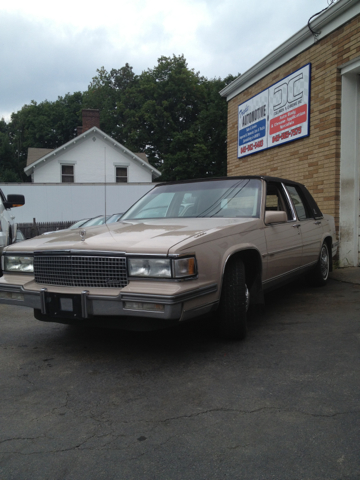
[7,110,162,223]
[24,109,161,184]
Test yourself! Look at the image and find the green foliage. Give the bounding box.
[85,55,236,181]
[0,120,22,181]
[130,55,207,177]
[1,56,236,182]
[1,93,83,181]
[83,64,138,141]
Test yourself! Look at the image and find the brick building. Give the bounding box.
[220,0,360,267]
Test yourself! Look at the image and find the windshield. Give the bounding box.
[122,179,262,220]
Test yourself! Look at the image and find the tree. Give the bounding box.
[83,64,138,141]
[0,119,21,181]
[4,92,83,181]
[119,55,236,180]
[1,56,236,182]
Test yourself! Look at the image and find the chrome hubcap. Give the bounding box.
[320,245,329,280]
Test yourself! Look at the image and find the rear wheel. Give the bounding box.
[217,258,248,340]
[310,242,330,287]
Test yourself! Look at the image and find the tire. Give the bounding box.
[217,258,249,340]
[310,242,330,287]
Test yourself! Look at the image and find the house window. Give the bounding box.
[62,165,74,183]
[116,167,128,183]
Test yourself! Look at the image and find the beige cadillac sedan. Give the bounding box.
[0,176,338,340]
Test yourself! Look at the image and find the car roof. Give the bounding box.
[154,176,304,187]
[152,175,323,218]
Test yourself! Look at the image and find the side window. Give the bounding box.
[116,167,128,183]
[266,183,293,220]
[61,165,74,183]
[286,185,312,220]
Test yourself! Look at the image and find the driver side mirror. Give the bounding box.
[265,211,287,224]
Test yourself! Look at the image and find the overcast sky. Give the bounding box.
[1,0,334,121]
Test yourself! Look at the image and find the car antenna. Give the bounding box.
[104,147,109,230]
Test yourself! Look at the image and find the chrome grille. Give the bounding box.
[34,255,128,288]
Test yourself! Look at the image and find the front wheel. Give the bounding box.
[310,242,330,287]
[217,258,248,340]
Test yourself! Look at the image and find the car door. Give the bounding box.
[263,181,302,282]
[284,184,322,267]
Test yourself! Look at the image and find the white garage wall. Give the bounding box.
[0,183,155,223]
[339,60,360,267]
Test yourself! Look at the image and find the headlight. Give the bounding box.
[128,258,172,278]
[4,255,34,273]
[128,256,197,279]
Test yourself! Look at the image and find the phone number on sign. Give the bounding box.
[240,140,264,154]
[272,127,302,144]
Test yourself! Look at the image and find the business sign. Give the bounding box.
[238,64,311,158]
[238,91,268,156]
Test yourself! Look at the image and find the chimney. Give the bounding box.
[77,109,100,135]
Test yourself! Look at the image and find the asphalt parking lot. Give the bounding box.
[0,272,359,480]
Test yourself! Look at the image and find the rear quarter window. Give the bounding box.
[285,185,313,220]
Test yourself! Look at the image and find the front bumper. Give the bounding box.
[0,282,218,323]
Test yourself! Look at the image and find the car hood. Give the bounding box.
[6,218,260,255]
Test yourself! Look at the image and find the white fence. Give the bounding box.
[0,183,155,223]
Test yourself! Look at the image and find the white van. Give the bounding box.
[0,189,25,255]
